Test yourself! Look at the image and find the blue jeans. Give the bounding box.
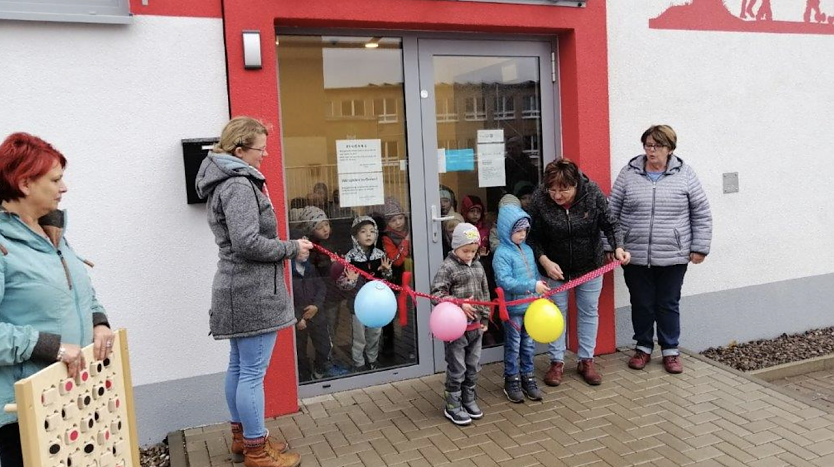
[623,264,687,357]
[503,315,535,376]
[547,275,603,362]
[225,332,278,439]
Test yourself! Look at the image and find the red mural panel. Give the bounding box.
[220,0,611,417]
[651,0,834,34]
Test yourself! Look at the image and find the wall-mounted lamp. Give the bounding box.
[365,37,381,49]
[242,30,262,69]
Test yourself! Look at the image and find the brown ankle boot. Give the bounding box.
[544,361,564,387]
[231,422,244,462]
[577,359,602,386]
[243,433,300,467]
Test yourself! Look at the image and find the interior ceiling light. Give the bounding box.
[365,37,381,48]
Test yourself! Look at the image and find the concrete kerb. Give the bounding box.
[748,353,834,381]
[681,347,834,414]
[167,428,188,467]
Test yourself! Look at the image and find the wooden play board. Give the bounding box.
[9,329,140,467]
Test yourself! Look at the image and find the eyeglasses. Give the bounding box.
[643,143,667,150]
[548,187,575,196]
[238,145,267,155]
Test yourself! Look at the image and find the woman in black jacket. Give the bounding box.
[527,159,629,387]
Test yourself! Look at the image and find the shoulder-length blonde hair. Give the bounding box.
[212,116,269,154]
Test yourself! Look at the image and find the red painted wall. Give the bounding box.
[129,0,221,18]
[215,0,612,417]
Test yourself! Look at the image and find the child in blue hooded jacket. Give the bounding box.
[492,204,549,403]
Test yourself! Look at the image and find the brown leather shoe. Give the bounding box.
[577,359,602,385]
[231,422,244,462]
[543,361,564,387]
[663,355,683,374]
[628,350,651,370]
[243,433,299,467]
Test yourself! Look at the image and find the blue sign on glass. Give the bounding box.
[445,149,475,172]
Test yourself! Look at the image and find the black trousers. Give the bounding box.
[623,263,688,352]
[296,314,331,378]
[0,422,23,467]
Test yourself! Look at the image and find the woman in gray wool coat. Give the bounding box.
[608,124,712,375]
[196,116,312,467]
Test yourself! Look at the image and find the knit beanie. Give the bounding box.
[512,218,531,234]
[382,196,404,218]
[439,188,453,201]
[498,194,521,209]
[350,215,377,237]
[290,206,328,236]
[451,223,480,250]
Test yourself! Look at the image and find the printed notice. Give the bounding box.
[338,172,385,207]
[438,148,447,173]
[477,143,506,187]
[477,129,504,144]
[445,148,475,172]
[336,139,382,173]
[336,139,384,207]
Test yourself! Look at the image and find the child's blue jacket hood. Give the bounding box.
[493,205,540,316]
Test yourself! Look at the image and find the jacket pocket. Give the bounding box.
[673,229,682,250]
[273,263,278,295]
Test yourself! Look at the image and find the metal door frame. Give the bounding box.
[282,31,561,398]
[416,38,559,372]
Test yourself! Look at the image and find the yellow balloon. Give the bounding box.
[524,299,565,344]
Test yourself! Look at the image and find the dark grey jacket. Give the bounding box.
[195,154,299,339]
[527,173,623,279]
[608,154,712,267]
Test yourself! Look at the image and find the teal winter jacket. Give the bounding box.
[0,210,107,427]
[492,205,541,316]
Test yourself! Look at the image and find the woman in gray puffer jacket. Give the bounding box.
[195,117,311,467]
[609,124,712,376]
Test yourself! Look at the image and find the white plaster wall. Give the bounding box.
[607,1,834,308]
[0,16,230,385]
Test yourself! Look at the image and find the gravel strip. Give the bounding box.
[700,326,834,371]
[140,441,171,467]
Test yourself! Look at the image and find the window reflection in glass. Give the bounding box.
[277,35,416,384]
[433,55,543,348]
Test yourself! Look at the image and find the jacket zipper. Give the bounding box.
[565,208,573,277]
[57,250,73,290]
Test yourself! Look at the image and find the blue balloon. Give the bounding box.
[354,280,397,328]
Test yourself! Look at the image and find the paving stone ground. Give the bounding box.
[771,367,834,410]
[178,350,834,467]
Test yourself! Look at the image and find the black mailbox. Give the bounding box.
[182,137,219,204]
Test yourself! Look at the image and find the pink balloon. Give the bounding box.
[430,302,468,342]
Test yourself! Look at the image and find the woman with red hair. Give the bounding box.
[0,132,113,467]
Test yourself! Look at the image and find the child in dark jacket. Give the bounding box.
[337,216,393,371]
[430,223,490,426]
[492,204,549,403]
[292,247,329,382]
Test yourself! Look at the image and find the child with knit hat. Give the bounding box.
[289,206,350,380]
[430,223,490,426]
[336,216,393,371]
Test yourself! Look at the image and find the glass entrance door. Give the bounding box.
[417,40,558,370]
[277,33,558,397]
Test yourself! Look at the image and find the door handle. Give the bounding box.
[431,205,454,243]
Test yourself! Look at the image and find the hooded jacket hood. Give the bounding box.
[0,209,66,253]
[195,153,265,200]
[496,204,530,249]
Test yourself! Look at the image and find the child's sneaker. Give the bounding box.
[503,375,524,403]
[443,390,472,426]
[520,374,543,401]
[461,384,483,419]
